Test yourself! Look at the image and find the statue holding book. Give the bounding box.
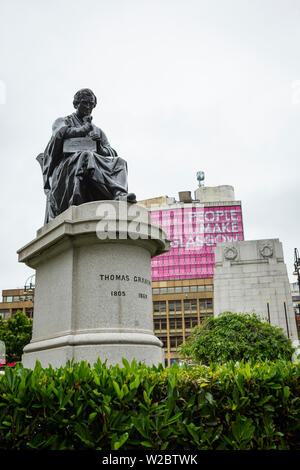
[37,88,136,224]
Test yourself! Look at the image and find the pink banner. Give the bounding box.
[151,205,244,280]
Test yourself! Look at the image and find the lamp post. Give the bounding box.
[24,274,35,294]
[294,248,300,293]
[24,274,35,318]
[293,249,300,334]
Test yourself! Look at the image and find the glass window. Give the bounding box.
[160,288,167,294]
[170,336,183,349]
[0,309,10,319]
[184,299,197,312]
[197,286,205,292]
[152,288,159,295]
[153,301,166,313]
[167,287,175,294]
[183,287,189,293]
[169,318,182,330]
[199,299,213,311]
[6,297,13,302]
[190,286,197,293]
[206,285,213,291]
[168,300,181,313]
[175,287,182,293]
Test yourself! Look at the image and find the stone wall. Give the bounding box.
[214,239,298,341]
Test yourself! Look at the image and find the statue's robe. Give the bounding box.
[39,113,129,223]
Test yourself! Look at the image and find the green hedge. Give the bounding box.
[0,359,299,450]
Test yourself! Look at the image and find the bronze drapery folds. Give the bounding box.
[37,89,136,224]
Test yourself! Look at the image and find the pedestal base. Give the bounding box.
[18,202,169,369]
[22,332,164,369]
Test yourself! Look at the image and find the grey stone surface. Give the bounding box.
[19,201,169,368]
[194,185,235,203]
[214,239,298,341]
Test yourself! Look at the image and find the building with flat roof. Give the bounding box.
[0,288,34,320]
[139,180,244,365]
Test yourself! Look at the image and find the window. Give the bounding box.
[198,286,205,292]
[167,287,175,294]
[160,288,167,294]
[175,287,182,293]
[154,319,167,331]
[206,285,213,291]
[12,309,23,316]
[190,286,197,293]
[25,308,33,319]
[169,318,182,330]
[157,336,167,348]
[182,286,189,293]
[168,300,181,313]
[184,299,197,312]
[199,299,213,311]
[169,336,183,349]
[0,309,10,320]
[185,317,199,329]
[153,301,166,314]
[152,288,159,295]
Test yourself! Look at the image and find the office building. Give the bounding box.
[139,182,244,365]
[0,288,34,320]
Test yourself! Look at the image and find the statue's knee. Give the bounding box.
[117,156,127,167]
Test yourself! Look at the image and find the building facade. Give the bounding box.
[139,185,244,366]
[0,288,34,320]
[291,282,300,334]
[214,239,298,342]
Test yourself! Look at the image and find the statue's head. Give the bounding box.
[73,88,97,117]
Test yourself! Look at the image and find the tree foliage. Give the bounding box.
[179,312,294,364]
[0,311,32,363]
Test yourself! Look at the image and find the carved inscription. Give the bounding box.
[99,273,150,299]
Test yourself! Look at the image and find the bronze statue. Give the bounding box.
[37,88,136,224]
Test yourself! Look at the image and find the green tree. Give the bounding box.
[179,312,294,364]
[0,311,32,363]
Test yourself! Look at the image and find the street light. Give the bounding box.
[294,248,300,292]
[24,274,35,294]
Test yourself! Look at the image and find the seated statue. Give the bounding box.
[38,88,136,224]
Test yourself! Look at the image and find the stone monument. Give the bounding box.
[20,89,169,368]
[214,238,298,342]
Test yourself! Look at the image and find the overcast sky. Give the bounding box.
[0,0,299,292]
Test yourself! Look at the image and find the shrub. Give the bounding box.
[0,359,299,450]
[0,311,32,363]
[179,312,294,365]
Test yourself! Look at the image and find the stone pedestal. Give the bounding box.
[214,239,298,341]
[18,201,169,368]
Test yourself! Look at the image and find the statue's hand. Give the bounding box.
[83,115,92,123]
[81,122,93,135]
[90,131,100,141]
